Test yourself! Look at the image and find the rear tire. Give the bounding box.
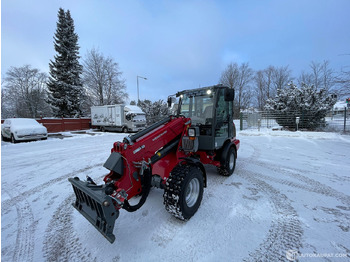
[163,164,204,220]
[217,146,236,176]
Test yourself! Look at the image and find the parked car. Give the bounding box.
[1,118,48,143]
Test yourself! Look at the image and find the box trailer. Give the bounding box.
[91,105,146,133]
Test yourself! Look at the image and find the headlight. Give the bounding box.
[188,128,196,137]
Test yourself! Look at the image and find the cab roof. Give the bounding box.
[176,84,229,97]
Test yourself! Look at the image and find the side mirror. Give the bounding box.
[167,97,172,107]
[167,96,177,107]
[224,88,235,101]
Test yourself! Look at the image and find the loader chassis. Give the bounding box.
[69,85,240,243]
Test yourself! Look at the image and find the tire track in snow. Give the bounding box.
[1,163,103,211]
[246,160,350,207]
[149,174,258,261]
[247,143,350,206]
[237,166,303,262]
[240,138,349,260]
[151,216,185,247]
[2,187,36,262]
[42,195,93,262]
[2,163,103,262]
[237,143,303,261]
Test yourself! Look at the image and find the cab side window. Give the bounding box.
[216,89,228,123]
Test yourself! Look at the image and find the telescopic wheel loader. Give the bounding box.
[69,85,240,243]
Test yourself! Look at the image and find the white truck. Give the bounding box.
[91,105,147,133]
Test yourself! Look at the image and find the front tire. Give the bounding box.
[122,126,128,133]
[163,164,204,220]
[11,134,18,143]
[217,146,236,176]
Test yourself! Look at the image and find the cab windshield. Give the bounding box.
[180,94,214,125]
[126,113,146,122]
[133,114,146,122]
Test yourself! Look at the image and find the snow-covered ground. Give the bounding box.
[2,130,350,261]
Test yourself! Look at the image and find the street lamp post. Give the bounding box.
[137,75,147,103]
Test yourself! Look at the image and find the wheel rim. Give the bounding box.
[185,178,200,207]
[229,151,235,170]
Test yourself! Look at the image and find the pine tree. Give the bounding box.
[47,8,83,117]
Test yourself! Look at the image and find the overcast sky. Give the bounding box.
[2,0,350,102]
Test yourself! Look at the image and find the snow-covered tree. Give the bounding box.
[82,48,128,106]
[138,99,169,125]
[2,65,50,118]
[265,82,336,130]
[47,8,84,117]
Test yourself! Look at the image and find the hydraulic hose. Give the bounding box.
[122,168,152,212]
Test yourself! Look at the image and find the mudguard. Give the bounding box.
[220,140,238,167]
[179,157,207,187]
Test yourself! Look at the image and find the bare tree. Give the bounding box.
[320,60,335,92]
[272,65,293,91]
[335,68,350,98]
[219,62,254,117]
[1,78,10,117]
[310,61,323,90]
[255,70,265,110]
[254,66,275,110]
[297,71,314,87]
[82,48,128,106]
[2,65,50,118]
[308,60,335,92]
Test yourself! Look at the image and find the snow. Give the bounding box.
[4,118,46,130]
[333,101,347,111]
[124,105,145,114]
[2,129,350,261]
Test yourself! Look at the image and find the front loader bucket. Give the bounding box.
[68,177,119,243]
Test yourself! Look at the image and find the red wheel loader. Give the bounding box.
[69,85,240,243]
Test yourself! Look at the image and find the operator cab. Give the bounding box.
[169,85,235,151]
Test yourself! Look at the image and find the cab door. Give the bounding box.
[214,88,230,149]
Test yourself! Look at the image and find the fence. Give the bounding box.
[37,118,91,133]
[1,118,91,133]
[239,108,349,133]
